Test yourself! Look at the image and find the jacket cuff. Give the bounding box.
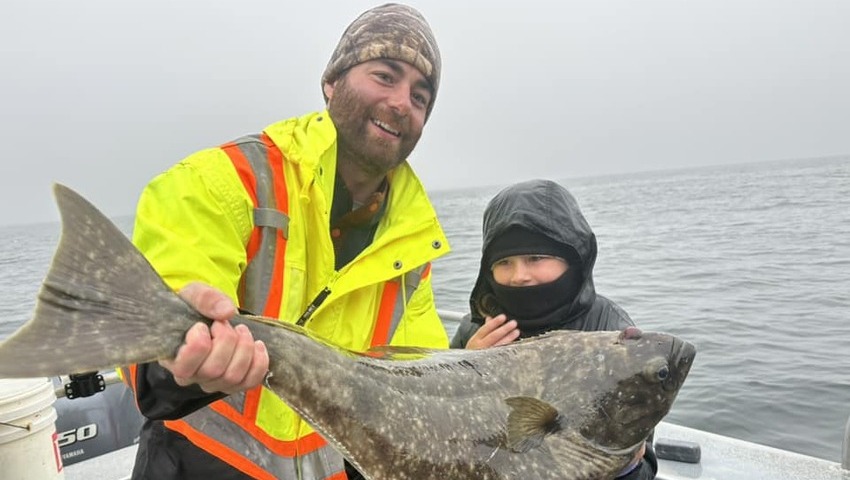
[135,362,227,420]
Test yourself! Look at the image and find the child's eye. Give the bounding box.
[491,258,510,269]
[529,255,561,263]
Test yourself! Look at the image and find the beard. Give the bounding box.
[327,77,422,177]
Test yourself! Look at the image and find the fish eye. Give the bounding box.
[643,359,670,383]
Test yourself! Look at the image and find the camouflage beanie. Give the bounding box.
[321,3,441,119]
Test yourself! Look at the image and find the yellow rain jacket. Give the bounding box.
[124,110,450,480]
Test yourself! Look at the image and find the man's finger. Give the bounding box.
[160,322,213,379]
[215,324,258,389]
[238,341,270,392]
[178,282,238,321]
[202,337,269,394]
[194,320,240,383]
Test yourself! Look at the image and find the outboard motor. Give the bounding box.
[52,371,144,466]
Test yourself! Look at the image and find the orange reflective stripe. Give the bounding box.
[295,432,331,454]
[212,399,329,456]
[223,134,288,317]
[370,280,400,347]
[191,390,329,457]
[168,400,335,467]
[165,419,277,480]
[119,365,142,411]
[368,263,431,348]
[121,364,137,389]
[223,140,259,205]
[209,399,257,432]
[127,366,138,409]
[259,132,288,318]
[223,141,263,261]
[243,385,262,424]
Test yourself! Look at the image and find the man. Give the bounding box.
[121,4,450,479]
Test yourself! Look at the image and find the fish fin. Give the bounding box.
[0,184,201,377]
[504,396,563,453]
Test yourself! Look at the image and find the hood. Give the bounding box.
[469,179,599,327]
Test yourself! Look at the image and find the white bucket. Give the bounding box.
[0,377,64,479]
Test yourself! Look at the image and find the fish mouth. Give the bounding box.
[666,337,697,391]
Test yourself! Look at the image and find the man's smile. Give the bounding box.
[371,118,401,137]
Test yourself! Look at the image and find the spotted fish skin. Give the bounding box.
[0,185,696,480]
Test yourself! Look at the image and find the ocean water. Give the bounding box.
[1,156,848,462]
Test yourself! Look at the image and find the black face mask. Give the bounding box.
[486,265,583,324]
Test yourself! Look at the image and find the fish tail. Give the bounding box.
[0,184,201,378]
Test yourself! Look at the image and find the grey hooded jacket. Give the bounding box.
[451,179,635,348]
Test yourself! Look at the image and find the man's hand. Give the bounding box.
[465,314,521,349]
[158,282,270,395]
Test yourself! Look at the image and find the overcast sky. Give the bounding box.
[1,0,848,226]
